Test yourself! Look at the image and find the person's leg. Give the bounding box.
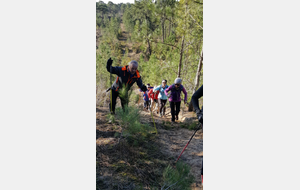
[155,99,159,113]
[109,90,118,114]
[170,101,175,122]
[201,159,203,184]
[158,99,163,116]
[150,99,154,111]
[162,99,167,116]
[175,101,181,120]
[120,96,127,112]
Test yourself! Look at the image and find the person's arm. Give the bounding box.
[106,58,122,75]
[192,85,203,116]
[136,77,147,92]
[148,89,152,99]
[182,86,188,103]
[164,85,171,96]
[153,85,160,92]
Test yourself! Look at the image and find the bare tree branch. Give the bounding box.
[189,13,203,29]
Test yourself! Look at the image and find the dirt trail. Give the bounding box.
[97,99,203,189]
[118,22,141,61]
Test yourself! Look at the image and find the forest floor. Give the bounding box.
[96,89,203,190]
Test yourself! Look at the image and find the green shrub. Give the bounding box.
[115,106,152,145]
[161,161,195,190]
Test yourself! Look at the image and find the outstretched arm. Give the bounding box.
[106,57,121,75]
[164,85,172,96]
[136,77,147,92]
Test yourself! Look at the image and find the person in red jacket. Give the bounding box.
[148,85,159,113]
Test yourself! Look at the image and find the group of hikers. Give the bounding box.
[106,58,203,181]
[106,58,203,124]
[141,78,188,122]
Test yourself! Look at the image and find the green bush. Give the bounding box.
[115,105,152,145]
[161,161,195,190]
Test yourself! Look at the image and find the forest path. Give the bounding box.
[118,21,141,61]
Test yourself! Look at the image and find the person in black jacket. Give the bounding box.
[191,85,203,124]
[191,85,203,183]
[106,58,147,114]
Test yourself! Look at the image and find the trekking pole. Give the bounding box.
[150,106,157,134]
[175,123,202,162]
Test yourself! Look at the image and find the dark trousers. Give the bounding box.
[158,99,167,114]
[144,100,150,109]
[109,90,127,114]
[170,101,181,121]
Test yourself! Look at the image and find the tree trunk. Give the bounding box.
[188,48,203,111]
[147,38,152,56]
[178,36,185,78]
[162,18,165,42]
[164,23,167,41]
[169,20,171,37]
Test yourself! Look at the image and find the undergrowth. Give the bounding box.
[115,106,153,146]
[160,161,195,190]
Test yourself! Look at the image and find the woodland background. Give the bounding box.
[96,0,203,109]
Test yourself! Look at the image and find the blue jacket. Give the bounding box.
[154,85,169,100]
[143,92,149,101]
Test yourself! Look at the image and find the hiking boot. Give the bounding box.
[175,115,178,120]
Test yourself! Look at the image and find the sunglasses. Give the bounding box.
[175,84,180,86]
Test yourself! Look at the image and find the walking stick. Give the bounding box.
[175,123,202,162]
[150,102,158,134]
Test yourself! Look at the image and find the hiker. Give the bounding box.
[146,84,153,108]
[191,85,203,124]
[142,90,150,111]
[191,85,203,183]
[148,85,159,113]
[106,58,147,114]
[164,78,187,122]
[154,80,169,117]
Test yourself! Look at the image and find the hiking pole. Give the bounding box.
[175,123,202,163]
[150,106,158,134]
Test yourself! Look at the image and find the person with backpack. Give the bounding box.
[191,85,203,183]
[106,58,147,114]
[154,80,169,117]
[164,78,187,122]
[141,89,150,111]
[148,85,159,113]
